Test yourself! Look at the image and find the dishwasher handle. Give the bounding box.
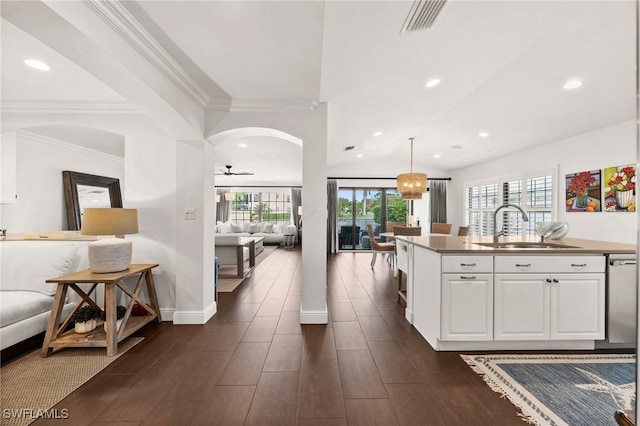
[609,259,637,266]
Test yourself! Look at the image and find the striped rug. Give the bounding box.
[462,353,636,426]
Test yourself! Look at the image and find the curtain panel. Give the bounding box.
[327,180,338,253]
[429,180,447,225]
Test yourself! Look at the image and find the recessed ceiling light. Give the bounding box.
[563,79,583,90]
[24,59,50,71]
[238,143,248,148]
[451,145,463,150]
[434,154,441,158]
[478,132,489,138]
[357,154,364,158]
[373,131,383,137]
[425,78,441,88]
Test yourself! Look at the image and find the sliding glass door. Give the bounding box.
[338,188,405,251]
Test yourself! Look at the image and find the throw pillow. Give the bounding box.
[248,224,259,234]
[230,224,242,233]
[263,222,274,233]
[219,222,232,233]
[241,222,250,232]
[273,224,283,234]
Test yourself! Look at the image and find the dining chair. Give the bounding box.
[431,222,452,234]
[366,224,395,269]
[457,226,470,236]
[383,221,405,243]
[392,226,421,303]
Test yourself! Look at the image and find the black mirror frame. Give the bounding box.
[63,170,123,231]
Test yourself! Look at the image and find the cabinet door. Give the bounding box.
[494,274,549,340]
[441,273,493,341]
[550,273,605,340]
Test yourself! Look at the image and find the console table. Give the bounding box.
[41,264,160,357]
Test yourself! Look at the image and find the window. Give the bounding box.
[229,191,291,223]
[465,171,555,237]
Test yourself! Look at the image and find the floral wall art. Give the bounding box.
[565,169,601,212]
[603,164,636,212]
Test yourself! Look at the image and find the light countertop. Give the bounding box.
[394,235,636,255]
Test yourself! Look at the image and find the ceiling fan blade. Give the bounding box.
[234,172,254,175]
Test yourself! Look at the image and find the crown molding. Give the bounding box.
[17,130,124,163]
[207,98,319,112]
[81,0,210,108]
[1,100,142,114]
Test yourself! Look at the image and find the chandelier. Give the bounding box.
[397,137,427,200]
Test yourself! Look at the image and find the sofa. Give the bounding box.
[0,240,90,352]
[216,221,297,245]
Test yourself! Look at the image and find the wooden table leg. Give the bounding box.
[105,283,117,356]
[236,245,243,277]
[41,284,68,357]
[248,240,256,268]
[145,269,162,323]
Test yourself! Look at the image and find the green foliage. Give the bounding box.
[71,305,102,323]
[387,198,407,222]
[101,305,127,321]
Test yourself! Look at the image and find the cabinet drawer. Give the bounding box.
[396,240,409,272]
[495,255,605,273]
[442,255,493,273]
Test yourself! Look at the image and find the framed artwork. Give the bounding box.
[565,169,601,212]
[603,164,636,212]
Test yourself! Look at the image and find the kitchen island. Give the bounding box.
[394,235,636,351]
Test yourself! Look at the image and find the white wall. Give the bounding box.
[0,130,124,233]
[449,120,637,244]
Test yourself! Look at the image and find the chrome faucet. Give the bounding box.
[493,204,529,243]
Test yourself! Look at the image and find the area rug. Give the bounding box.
[1,337,143,426]
[217,245,278,292]
[462,353,636,426]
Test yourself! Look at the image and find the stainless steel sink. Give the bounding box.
[473,242,579,249]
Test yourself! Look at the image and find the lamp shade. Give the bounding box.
[81,208,138,273]
[297,206,302,215]
[224,192,233,201]
[81,208,138,236]
[397,172,427,200]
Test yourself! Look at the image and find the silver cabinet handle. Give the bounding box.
[571,263,586,268]
[515,264,531,268]
[460,263,476,267]
[459,276,477,280]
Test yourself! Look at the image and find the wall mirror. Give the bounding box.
[63,170,123,230]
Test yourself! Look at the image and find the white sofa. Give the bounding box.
[0,240,89,351]
[216,221,297,245]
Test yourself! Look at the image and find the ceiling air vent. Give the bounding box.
[400,0,448,33]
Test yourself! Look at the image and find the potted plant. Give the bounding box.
[103,305,127,332]
[72,305,102,333]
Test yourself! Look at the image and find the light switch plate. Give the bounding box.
[184,208,196,220]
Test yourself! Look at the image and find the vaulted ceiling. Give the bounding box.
[2,1,636,185]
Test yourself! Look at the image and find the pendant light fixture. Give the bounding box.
[397,137,427,200]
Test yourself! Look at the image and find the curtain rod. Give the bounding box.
[328,177,451,181]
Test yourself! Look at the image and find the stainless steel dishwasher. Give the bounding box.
[607,254,638,345]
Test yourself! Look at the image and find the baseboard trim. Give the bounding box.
[159,308,174,322]
[300,305,328,324]
[172,301,217,324]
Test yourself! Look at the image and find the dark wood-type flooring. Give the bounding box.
[34,247,526,425]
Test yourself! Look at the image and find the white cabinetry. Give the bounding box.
[494,256,605,341]
[441,256,493,341]
[0,131,17,204]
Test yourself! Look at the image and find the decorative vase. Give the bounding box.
[615,190,634,209]
[104,319,123,332]
[575,190,589,208]
[74,319,97,334]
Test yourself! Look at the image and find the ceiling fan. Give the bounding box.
[215,165,254,176]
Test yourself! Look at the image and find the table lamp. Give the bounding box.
[81,208,139,273]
